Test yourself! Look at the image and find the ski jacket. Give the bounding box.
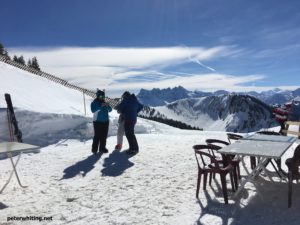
[273,103,292,123]
[91,99,112,122]
[117,94,143,122]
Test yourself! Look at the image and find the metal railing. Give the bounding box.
[0,55,119,109]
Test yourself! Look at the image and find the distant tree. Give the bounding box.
[31,56,40,70]
[139,114,202,130]
[0,42,4,55]
[3,50,10,59]
[27,59,32,67]
[13,55,25,65]
[13,55,18,62]
[18,55,25,65]
[0,42,10,59]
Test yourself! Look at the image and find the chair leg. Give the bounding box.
[209,172,213,185]
[250,156,256,169]
[229,172,235,192]
[232,167,239,191]
[220,173,229,204]
[196,172,202,198]
[237,164,241,179]
[270,159,282,178]
[288,172,293,208]
[203,172,208,190]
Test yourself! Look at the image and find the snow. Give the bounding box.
[1,61,300,224]
[154,96,273,132]
[0,62,92,115]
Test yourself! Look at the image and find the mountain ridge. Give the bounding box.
[137,86,300,107]
[139,94,277,132]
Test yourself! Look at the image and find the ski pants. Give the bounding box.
[124,120,139,151]
[92,121,109,152]
[117,119,125,145]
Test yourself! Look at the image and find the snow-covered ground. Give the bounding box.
[1,61,300,225]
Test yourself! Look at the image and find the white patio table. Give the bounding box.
[218,138,296,197]
[243,133,296,143]
[0,142,39,193]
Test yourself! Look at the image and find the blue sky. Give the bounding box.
[1,0,300,96]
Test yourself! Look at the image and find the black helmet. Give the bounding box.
[122,91,131,99]
[96,90,105,98]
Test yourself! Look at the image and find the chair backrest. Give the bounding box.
[227,133,243,143]
[257,131,281,136]
[290,145,300,175]
[193,145,221,170]
[206,139,229,150]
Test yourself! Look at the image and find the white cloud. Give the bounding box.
[106,73,266,91]
[189,58,216,72]
[253,44,300,59]
[7,46,299,97]
[9,46,229,68]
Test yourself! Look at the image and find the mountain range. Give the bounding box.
[139,94,277,132]
[137,86,300,107]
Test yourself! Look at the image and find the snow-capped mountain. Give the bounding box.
[292,88,300,97]
[248,89,295,105]
[137,86,190,106]
[137,86,300,106]
[139,94,277,132]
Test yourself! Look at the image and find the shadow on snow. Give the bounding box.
[194,175,300,225]
[60,153,102,180]
[101,150,135,177]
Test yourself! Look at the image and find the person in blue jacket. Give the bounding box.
[90,90,112,154]
[117,91,143,154]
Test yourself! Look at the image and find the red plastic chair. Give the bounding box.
[193,144,235,204]
[227,133,243,143]
[206,139,240,187]
[256,131,281,136]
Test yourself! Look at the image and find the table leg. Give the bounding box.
[233,157,269,198]
[240,156,250,175]
[260,159,274,182]
[8,152,27,188]
[0,153,23,193]
[7,152,27,188]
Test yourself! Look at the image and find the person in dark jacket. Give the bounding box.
[90,90,112,154]
[117,92,143,154]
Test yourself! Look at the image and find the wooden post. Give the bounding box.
[283,121,300,139]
